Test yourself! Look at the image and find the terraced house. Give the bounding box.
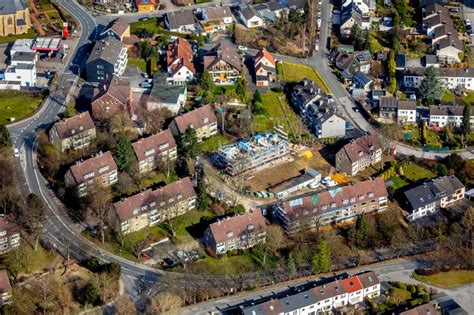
[335,133,382,176]
[49,112,96,152]
[132,129,177,174]
[273,177,388,234]
[64,151,118,197]
[111,177,196,234]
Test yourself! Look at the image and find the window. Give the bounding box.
[247,224,254,230]
[227,231,233,237]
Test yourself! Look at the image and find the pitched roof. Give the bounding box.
[52,112,95,140]
[353,71,372,86]
[92,76,131,114]
[113,177,196,222]
[379,96,398,109]
[204,6,234,20]
[404,67,474,78]
[423,3,449,18]
[357,271,380,288]
[87,37,125,66]
[148,79,187,105]
[0,271,11,294]
[310,280,348,302]
[0,214,20,236]
[399,303,441,315]
[132,129,176,161]
[203,42,242,72]
[254,47,276,67]
[429,105,473,116]
[173,105,217,133]
[166,37,195,75]
[340,133,382,164]
[208,210,267,244]
[0,0,27,15]
[432,24,457,41]
[436,37,464,51]
[241,299,283,315]
[102,17,129,38]
[398,100,417,110]
[68,151,117,184]
[423,13,453,29]
[166,9,196,29]
[240,5,261,20]
[342,276,363,293]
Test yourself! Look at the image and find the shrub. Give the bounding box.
[415,268,439,276]
[422,293,430,303]
[271,87,283,93]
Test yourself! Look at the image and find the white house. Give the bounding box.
[397,100,417,124]
[147,75,187,114]
[200,6,235,35]
[239,5,264,28]
[435,37,464,64]
[340,3,370,37]
[342,0,373,15]
[403,67,474,90]
[429,105,474,128]
[3,50,37,87]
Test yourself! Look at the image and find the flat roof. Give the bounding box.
[32,37,62,51]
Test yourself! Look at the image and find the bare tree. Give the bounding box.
[259,225,286,266]
[155,292,183,314]
[87,183,113,243]
[144,108,173,134]
[114,295,137,315]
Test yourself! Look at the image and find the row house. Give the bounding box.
[403,67,474,91]
[203,42,242,85]
[336,133,382,176]
[169,105,218,142]
[397,100,417,124]
[64,151,118,197]
[86,37,128,84]
[435,37,464,64]
[273,177,388,234]
[403,175,465,222]
[379,96,417,124]
[0,214,20,254]
[132,129,177,174]
[429,105,474,128]
[91,75,132,120]
[166,37,196,85]
[49,112,96,152]
[199,6,235,35]
[203,210,267,256]
[0,270,11,306]
[254,48,276,87]
[111,177,196,234]
[240,271,380,314]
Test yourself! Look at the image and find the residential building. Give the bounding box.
[200,6,235,35]
[403,175,465,221]
[254,47,276,87]
[239,271,380,314]
[49,112,96,152]
[238,5,264,28]
[335,50,372,74]
[255,3,277,24]
[0,0,31,37]
[429,105,474,128]
[400,303,441,315]
[435,37,463,64]
[403,67,474,90]
[166,38,195,85]
[136,0,156,12]
[0,270,12,305]
[165,10,196,33]
[216,131,289,176]
[111,177,196,234]
[132,129,177,174]
[340,3,370,37]
[203,210,267,255]
[64,151,118,197]
[4,50,37,87]
[169,104,218,141]
[203,42,242,85]
[291,78,328,114]
[99,17,130,42]
[397,100,417,124]
[0,214,20,254]
[146,74,187,114]
[91,75,132,119]
[424,54,439,67]
[270,168,321,199]
[273,177,388,233]
[86,37,128,83]
[352,71,373,91]
[336,133,382,176]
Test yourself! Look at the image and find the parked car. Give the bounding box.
[352,107,359,112]
[465,19,471,27]
[139,82,152,88]
[141,72,149,79]
[14,148,19,158]
[237,45,248,51]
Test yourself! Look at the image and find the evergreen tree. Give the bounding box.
[418,66,443,104]
[0,125,12,149]
[113,134,135,171]
[288,253,297,277]
[235,77,248,102]
[364,30,372,53]
[196,168,208,211]
[199,71,215,93]
[388,50,397,94]
[311,240,331,273]
[355,215,369,249]
[252,90,262,105]
[178,127,200,160]
[462,104,471,138]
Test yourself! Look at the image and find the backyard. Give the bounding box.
[0,91,44,124]
[413,270,474,289]
[400,163,435,182]
[281,62,330,92]
[200,135,232,153]
[127,58,147,72]
[130,18,161,34]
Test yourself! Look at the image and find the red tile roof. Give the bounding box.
[132,129,176,161]
[342,276,363,293]
[208,210,267,244]
[173,105,217,134]
[113,177,196,222]
[166,38,195,75]
[92,76,131,118]
[0,270,11,294]
[52,112,95,139]
[68,151,117,184]
[255,47,275,66]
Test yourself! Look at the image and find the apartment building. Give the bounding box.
[4,49,37,87]
[429,105,474,128]
[49,112,96,152]
[86,37,128,83]
[111,177,196,234]
[0,270,12,306]
[166,37,195,85]
[203,42,242,85]
[0,215,20,254]
[99,17,130,42]
[336,133,382,176]
[240,271,380,314]
[169,105,218,142]
[203,210,267,256]
[273,177,388,234]
[216,131,290,176]
[132,129,177,174]
[64,151,118,197]
[403,175,465,222]
[91,75,132,119]
[403,67,474,91]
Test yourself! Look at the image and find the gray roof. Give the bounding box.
[379,96,398,109]
[292,78,325,106]
[424,54,438,65]
[166,9,196,29]
[0,0,27,15]
[149,75,186,104]
[11,51,36,63]
[398,100,416,110]
[259,8,277,21]
[429,105,474,116]
[240,5,261,20]
[87,37,125,66]
[353,71,372,86]
[404,67,474,78]
[288,0,306,9]
[435,37,464,51]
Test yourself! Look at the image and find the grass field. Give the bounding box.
[130,18,161,34]
[0,91,44,124]
[388,176,409,190]
[0,29,37,44]
[200,135,232,152]
[281,62,330,92]
[254,91,300,134]
[401,163,435,182]
[127,58,147,72]
[413,270,474,288]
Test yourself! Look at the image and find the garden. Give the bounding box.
[281,62,330,92]
[0,91,45,124]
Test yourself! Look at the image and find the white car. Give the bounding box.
[13,148,19,158]
[466,19,471,26]
[321,176,331,184]
[237,45,248,51]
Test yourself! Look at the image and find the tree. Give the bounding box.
[288,252,297,277]
[178,127,200,160]
[199,71,215,96]
[155,292,183,313]
[116,172,136,195]
[259,225,286,265]
[144,108,172,134]
[196,168,208,211]
[235,77,248,102]
[114,295,137,315]
[311,239,331,273]
[355,214,369,249]
[388,49,397,94]
[0,125,12,150]
[138,41,155,60]
[442,153,465,173]
[418,66,443,104]
[350,24,364,50]
[462,104,471,139]
[24,194,45,251]
[434,163,448,176]
[393,0,414,26]
[364,30,372,53]
[113,134,135,171]
[87,184,112,243]
[252,90,262,104]
[77,281,101,306]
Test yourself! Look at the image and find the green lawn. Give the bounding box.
[0,91,44,124]
[140,171,178,192]
[441,90,455,103]
[169,210,215,238]
[282,62,330,93]
[0,29,37,44]
[254,91,300,134]
[191,252,260,275]
[200,135,232,152]
[413,270,474,289]
[130,18,161,34]
[38,0,55,11]
[127,58,147,72]
[425,129,443,148]
[388,176,409,190]
[401,163,436,182]
[369,30,384,53]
